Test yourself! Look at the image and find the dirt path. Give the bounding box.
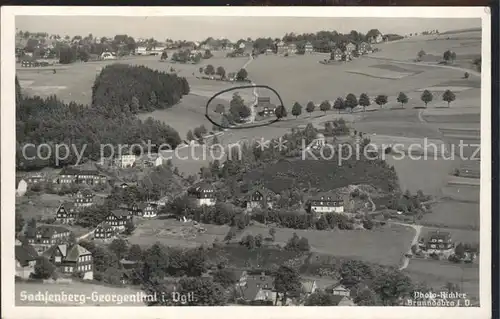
[365,56,480,77]
[242,55,258,123]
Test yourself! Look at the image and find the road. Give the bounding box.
[242,55,258,123]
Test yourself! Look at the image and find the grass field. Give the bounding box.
[404,258,480,300]
[16,281,144,306]
[421,200,479,229]
[16,193,70,220]
[240,223,414,266]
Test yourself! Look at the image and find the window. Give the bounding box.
[55,256,61,263]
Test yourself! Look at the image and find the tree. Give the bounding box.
[420,90,433,107]
[274,266,302,305]
[305,291,338,306]
[455,242,466,259]
[269,227,276,241]
[255,234,264,247]
[212,269,237,288]
[130,96,140,114]
[186,130,195,141]
[274,105,287,119]
[450,51,456,62]
[397,92,408,108]
[15,212,25,233]
[291,102,302,118]
[109,238,128,260]
[371,269,414,305]
[128,244,143,261]
[345,94,358,113]
[354,287,379,306]
[236,68,248,81]
[160,51,168,60]
[305,101,315,116]
[417,49,426,60]
[442,90,456,107]
[224,228,236,242]
[215,103,225,115]
[205,64,215,76]
[333,97,345,114]
[199,67,204,74]
[33,256,56,279]
[375,94,388,109]
[319,100,331,114]
[358,93,371,112]
[124,219,136,235]
[216,66,226,79]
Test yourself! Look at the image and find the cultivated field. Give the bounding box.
[127,218,230,248]
[240,223,414,266]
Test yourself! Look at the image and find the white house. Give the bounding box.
[115,154,137,168]
[188,183,216,207]
[136,46,148,55]
[101,52,116,60]
[309,193,344,214]
[16,179,28,197]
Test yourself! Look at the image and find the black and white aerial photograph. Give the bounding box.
[2,6,491,319]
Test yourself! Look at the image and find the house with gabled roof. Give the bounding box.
[357,41,371,55]
[425,230,453,251]
[332,48,343,61]
[304,41,314,54]
[43,244,93,280]
[345,42,356,53]
[74,189,94,208]
[188,183,216,207]
[277,41,288,55]
[238,272,277,304]
[15,244,38,279]
[246,187,276,211]
[55,202,78,224]
[301,279,318,297]
[136,202,158,218]
[288,43,297,55]
[104,209,132,231]
[26,225,72,254]
[94,222,115,241]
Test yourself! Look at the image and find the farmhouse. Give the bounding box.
[43,244,93,280]
[342,51,353,62]
[115,154,137,168]
[55,202,78,224]
[104,209,132,231]
[135,153,163,168]
[425,230,453,251]
[326,283,350,297]
[304,41,314,53]
[367,30,384,44]
[345,42,356,53]
[301,279,318,297]
[277,41,288,55]
[16,179,28,197]
[136,202,158,218]
[332,48,343,61]
[74,189,94,208]
[114,181,138,189]
[94,222,115,240]
[308,193,345,215]
[136,46,148,55]
[15,244,38,279]
[245,187,276,211]
[265,48,274,55]
[26,225,72,254]
[288,43,297,55]
[56,167,107,186]
[238,272,276,304]
[26,174,46,184]
[357,42,371,55]
[309,133,326,150]
[188,183,216,207]
[256,97,276,117]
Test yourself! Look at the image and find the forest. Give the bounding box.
[16,64,190,170]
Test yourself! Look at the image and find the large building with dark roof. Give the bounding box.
[43,244,93,280]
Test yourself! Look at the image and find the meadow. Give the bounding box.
[421,200,479,230]
[240,223,414,267]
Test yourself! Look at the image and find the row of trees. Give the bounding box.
[290,89,456,117]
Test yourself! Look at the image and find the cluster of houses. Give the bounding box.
[16,225,94,280]
[231,269,355,306]
[413,230,477,262]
